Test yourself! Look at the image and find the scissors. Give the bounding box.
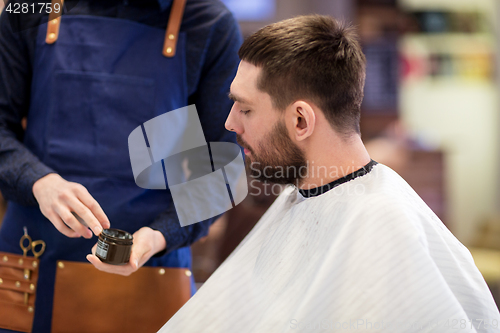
[19,227,46,260]
[19,227,46,304]
[19,227,46,278]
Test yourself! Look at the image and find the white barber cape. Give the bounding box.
[159,163,500,332]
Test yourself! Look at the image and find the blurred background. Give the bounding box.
[1,0,500,304]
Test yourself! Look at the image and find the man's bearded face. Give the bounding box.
[237,119,307,185]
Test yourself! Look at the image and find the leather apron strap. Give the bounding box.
[45,0,64,44]
[163,0,187,57]
[45,0,187,58]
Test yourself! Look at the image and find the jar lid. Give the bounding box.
[100,228,133,245]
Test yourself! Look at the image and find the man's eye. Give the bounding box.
[240,110,250,115]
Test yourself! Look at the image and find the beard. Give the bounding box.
[237,120,307,185]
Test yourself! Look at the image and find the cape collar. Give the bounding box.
[299,160,378,198]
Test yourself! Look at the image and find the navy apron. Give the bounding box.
[0,14,191,332]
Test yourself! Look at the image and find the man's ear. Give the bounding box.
[287,101,316,142]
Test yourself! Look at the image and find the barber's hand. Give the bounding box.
[32,173,110,238]
[86,227,166,276]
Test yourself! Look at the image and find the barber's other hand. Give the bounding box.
[32,173,110,238]
[86,227,166,276]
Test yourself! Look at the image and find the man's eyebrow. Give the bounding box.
[228,92,250,105]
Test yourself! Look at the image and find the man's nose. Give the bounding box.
[225,104,241,134]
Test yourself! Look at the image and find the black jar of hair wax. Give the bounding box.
[95,228,133,265]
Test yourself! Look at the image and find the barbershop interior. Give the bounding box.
[1,0,500,332]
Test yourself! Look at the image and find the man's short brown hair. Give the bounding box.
[239,15,366,135]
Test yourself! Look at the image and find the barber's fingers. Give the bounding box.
[86,241,150,276]
[128,243,150,270]
[53,203,93,238]
[87,247,140,276]
[44,209,80,238]
[63,194,106,237]
[74,187,110,230]
[33,174,109,238]
[86,254,136,276]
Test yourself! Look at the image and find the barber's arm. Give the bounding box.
[87,9,243,275]
[0,12,52,205]
[0,13,110,239]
